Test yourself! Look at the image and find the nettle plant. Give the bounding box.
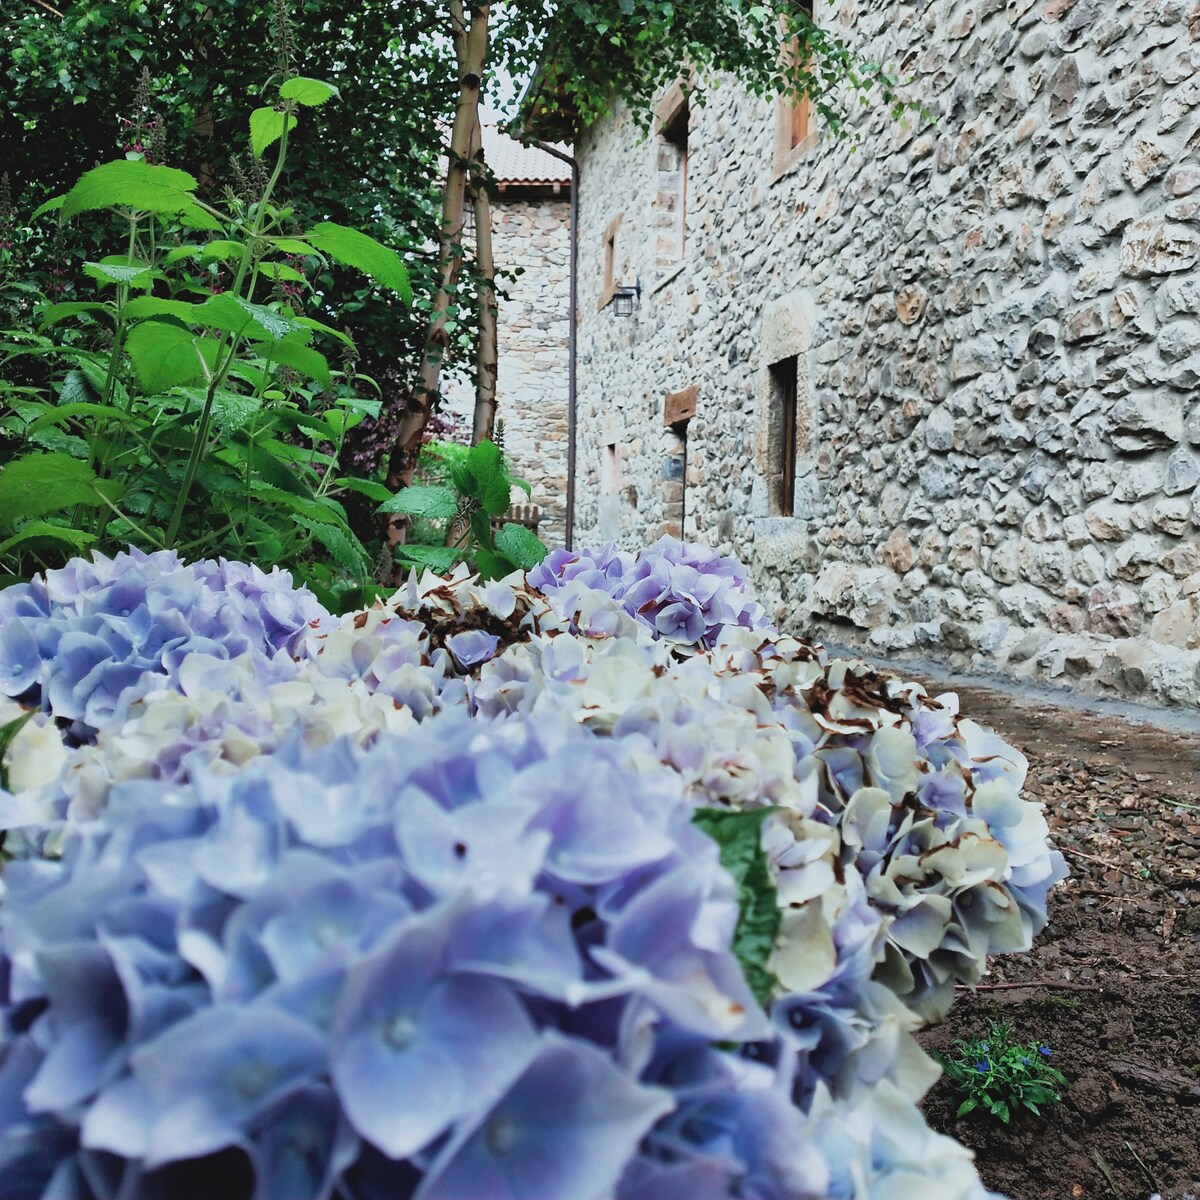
[0,74,409,611]
[380,433,549,579]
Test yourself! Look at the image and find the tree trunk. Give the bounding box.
[385,0,490,545]
[470,162,498,444]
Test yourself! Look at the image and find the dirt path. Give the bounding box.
[913,678,1200,1200]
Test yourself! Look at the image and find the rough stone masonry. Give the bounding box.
[567,0,1200,708]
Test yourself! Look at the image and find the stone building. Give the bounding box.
[442,127,572,546]
[559,0,1200,708]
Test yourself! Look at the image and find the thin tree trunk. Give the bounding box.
[470,163,498,444]
[385,0,490,545]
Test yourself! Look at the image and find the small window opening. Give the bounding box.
[654,85,690,267]
[664,420,689,538]
[769,356,799,517]
[599,215,622,309]
[774,1,815,173]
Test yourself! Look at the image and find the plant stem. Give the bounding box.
[164,109,291,547]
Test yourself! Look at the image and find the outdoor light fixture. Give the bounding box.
[613,279,642,316]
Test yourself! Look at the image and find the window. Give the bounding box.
[598,214,623,310]
[768,356,799,516]
[772,0,816,179]
[662,386,697,537]
[653,82,690,267]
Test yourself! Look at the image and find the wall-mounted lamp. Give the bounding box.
[613,279,642,317]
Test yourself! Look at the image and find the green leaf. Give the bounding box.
[494,522,547,570]
[200,294,306,342]
[394,543,460,572]
[691,806,782,1008]
[334,477,393,502]
[27,403,138,434]
[265,237,314,256]
[377,485,458,519]
[290,515,368,573]
[177,387,261,434]
[124,296,199,322]
[261,338,329,387]
[0,521,98,559]
[292,316,355,346]
[198,240,246,265]
[257,261,306,283]
[0,710,36,792]
[250,106,298,158]
[83,261,153,288]
[31,194,66,219]
[474,549,515,581]
[40,302,111,327]
[125,322,220,392]
[304,222,411,300]
[61,160,198,220]
[279,77,339,106]
[466,441,513,516]
[0,453,117,525]
[956,1098,978,1118]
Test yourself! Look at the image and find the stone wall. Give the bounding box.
[443,192,572,547]
[571,0,1200,707]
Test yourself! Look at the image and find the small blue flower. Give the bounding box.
[1039,1045,1053,1057]
[980,1042,990,1052]
[974,1059,990,1073]
[1020,1056,1032,1066]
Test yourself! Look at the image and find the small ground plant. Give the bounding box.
[936,1019,1067,1122]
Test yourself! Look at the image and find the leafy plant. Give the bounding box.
[936,1019,1067,1123]
[379,435,548,579]
[0,72,411,611]
[691,806,782,1007]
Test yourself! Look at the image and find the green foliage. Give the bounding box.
[691,806,782,1007]
[0,710,36,796]
[383,437,548,581]
[935,1020,1067,1123]
[508,0,917,141]
[0,75,409,610]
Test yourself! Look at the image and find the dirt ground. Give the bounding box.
[914,681,1200,1200]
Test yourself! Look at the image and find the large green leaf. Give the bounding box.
[279,77,340,106]
[291,515,369,573]
[40,302,111,328]
[250,107,298,158]
[200,295,307,342]
[60,161,214,229]
[0,522,98,558]
[83,261,154,289]
[465,439,511,515]
[125,322,220,392]
[394,544,460,573]
[124,297,199,322]
[304,222,411,300]
[494,522,548,570]
[0,710,36,793]
[691,806,782,1007]
[377,485,457,519]
[260,338,329,387]
[0,453,118,526]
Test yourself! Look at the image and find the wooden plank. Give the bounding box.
[663,385,697,426]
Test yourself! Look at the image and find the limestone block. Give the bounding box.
[1111,534,1161,582]
[1122,138,1171,192]
[1152,497,1192,537]
[1085,499,1133,540]
[808,563,899,629]
[1149,596,1200,649]
[1163,448,1200,495]
[1112,459,1164,502]
[1085,583,1143,637]
[1120,219,1199,277]
[1107,395,1181,452]
[1073,543,1106,584]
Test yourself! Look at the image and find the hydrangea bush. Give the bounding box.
[0,539,1066,1199]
